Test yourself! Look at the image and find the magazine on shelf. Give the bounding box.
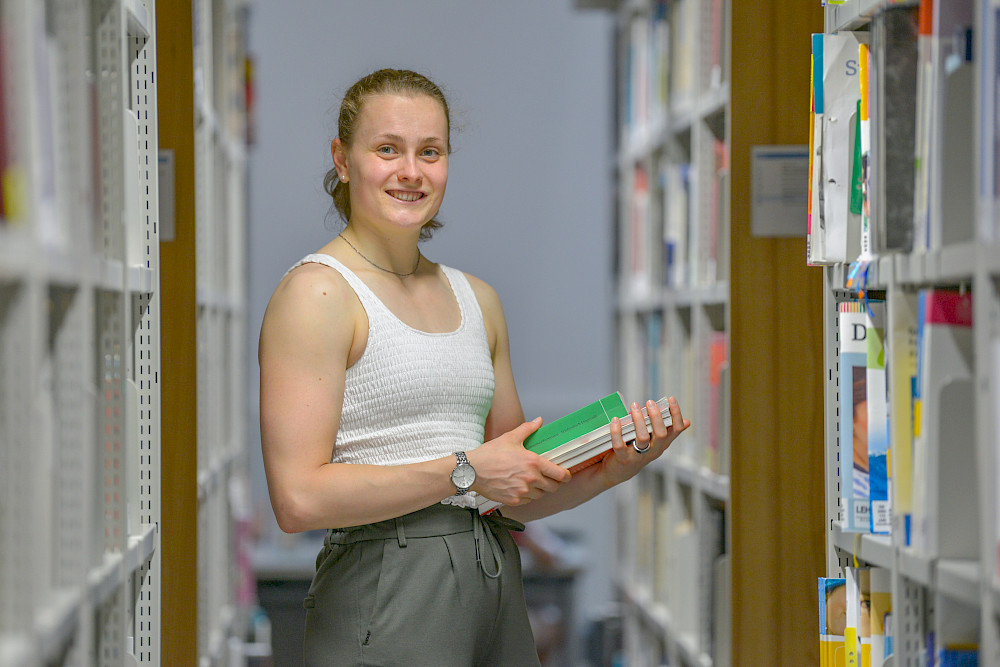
[819,577,847,667]
[476,393,672,514]
[839,300,871,532]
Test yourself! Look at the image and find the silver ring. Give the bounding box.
[631,440,650,454]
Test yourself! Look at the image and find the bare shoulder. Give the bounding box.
[259,262,361,363]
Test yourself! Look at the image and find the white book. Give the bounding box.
[821,31,868,263]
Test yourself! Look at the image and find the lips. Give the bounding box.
[387,190,424,202]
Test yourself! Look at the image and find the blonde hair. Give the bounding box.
[324,69,451,239]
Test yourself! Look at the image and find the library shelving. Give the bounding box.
[597,0,827,664]
[610,0,732,664]
[0,1,254,664]
[815,0,1000,664]
[0,0,161,662]
[159,0,254,664]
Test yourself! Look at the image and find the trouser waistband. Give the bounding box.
[325,503,524,578]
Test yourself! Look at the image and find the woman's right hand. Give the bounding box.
[466,419,571,506]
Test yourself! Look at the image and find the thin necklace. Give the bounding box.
[338,234,420,277]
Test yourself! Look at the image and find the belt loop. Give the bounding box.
[394,517,407,548]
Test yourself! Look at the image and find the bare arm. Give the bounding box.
[259,265,569,532]
[465,273,691,522]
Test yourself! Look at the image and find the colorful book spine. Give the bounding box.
[808,33,826,265]
[866,300,890,534]
[840,300,870,532]
[858,42,872,261]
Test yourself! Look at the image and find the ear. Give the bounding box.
[331,138,348,176]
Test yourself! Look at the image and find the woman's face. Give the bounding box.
[337,93,449,234]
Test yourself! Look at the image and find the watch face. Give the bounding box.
[451,463,476,488]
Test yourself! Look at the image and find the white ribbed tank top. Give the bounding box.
[287,253,496,507]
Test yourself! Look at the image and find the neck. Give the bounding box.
[341,225,421,276]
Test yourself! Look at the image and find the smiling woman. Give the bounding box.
[323,69,452,240]
[257,67,688,666]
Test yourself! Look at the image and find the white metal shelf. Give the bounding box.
[937,559,980,606]
[0,0,164,662]
[620,582,713,667]
[618,280,729,313]
[831,521,894,569]
[124,0,151,39]
[658,456,730,504]
[619,85,731,168]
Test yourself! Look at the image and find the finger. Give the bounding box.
[630,402,651,447]
[646,399,669,439]
[535,476,565,494]
[536,456,571,483]
[513,417,544,441]
[610,417,629,455]
[666,396,688,433]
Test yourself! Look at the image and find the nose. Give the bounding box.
[398,154,422,183]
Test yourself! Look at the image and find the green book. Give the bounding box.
[475,393,671,514]
[522,392,629,456]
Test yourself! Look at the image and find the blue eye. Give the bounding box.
[377,146,396,155]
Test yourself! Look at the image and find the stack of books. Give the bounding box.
[477,393,672,514]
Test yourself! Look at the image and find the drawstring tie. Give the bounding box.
[472,510,524,579]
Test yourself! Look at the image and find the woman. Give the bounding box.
[259,68,689,665]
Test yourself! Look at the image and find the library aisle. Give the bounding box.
[9,0,1000,665]
[600,0,826,664]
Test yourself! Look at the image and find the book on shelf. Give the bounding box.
[937,646,979,666]
[910,288,975,559]
[869,566,893,667]
[887,288,918,546]
[707,330,727,473]
[866,300,890,534]
[819,30,868,265]
[475,393,673,515]
[701,0,726,90]
[843,566,869,667]
[871,5,919,254]
[858,41,872,260]
[930,0,975,251]
[660,160,690,287]
[626,164,655,295]
[669,0,697,111]
[808,33,825,265]
[839,300,872,532]
[819,577,847,667]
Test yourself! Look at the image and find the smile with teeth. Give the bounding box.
[388,190,424,202]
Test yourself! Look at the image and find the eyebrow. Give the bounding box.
[374,133,446,145]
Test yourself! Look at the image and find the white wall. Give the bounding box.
[246,0,619,641]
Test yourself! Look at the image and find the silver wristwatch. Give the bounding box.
[450,452,476,495]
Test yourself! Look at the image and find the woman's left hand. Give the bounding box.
[598,396,690,488]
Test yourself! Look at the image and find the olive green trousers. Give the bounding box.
[302,503,541,666]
